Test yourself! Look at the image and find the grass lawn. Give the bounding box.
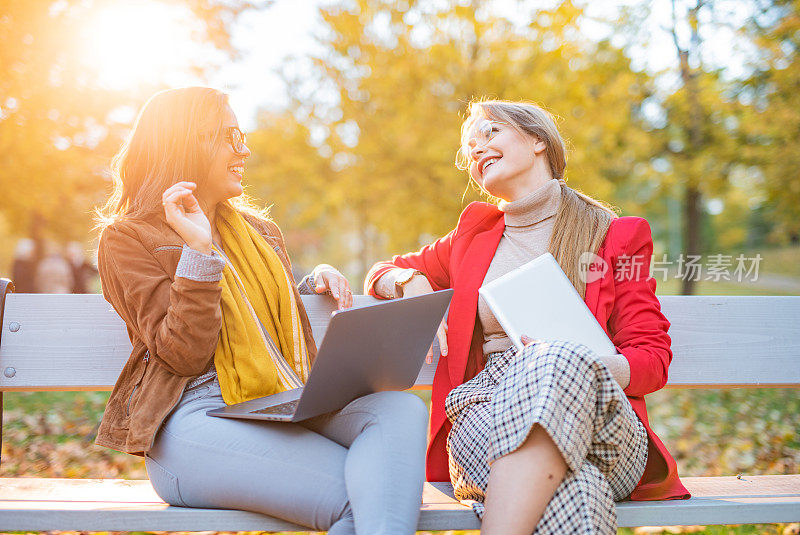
[752,245,800,279]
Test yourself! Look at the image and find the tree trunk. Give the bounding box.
[672,0,706,295]
[29,211,46,266]
[681,186,702,294]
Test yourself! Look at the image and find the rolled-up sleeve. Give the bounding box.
[175,245,226,282]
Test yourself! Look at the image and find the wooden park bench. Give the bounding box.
[0,277,798,531]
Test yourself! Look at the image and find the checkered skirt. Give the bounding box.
[445,340,648,533]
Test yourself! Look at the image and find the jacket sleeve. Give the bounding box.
[607,218,673,397]
[364,227,456,296]
[98,224,224,377]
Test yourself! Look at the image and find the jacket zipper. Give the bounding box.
[126,350,150,417]
[123,349,185,450]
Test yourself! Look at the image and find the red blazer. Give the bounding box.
[366,202,690,501]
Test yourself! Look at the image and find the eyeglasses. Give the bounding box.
[224,126,247,154]
[463,119,509,157]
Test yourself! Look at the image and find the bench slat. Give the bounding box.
[0,294,131,390]
[0,476,797,530]
[1,294,798,390]
[661,296,800,387]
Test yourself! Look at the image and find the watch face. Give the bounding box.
[397,269,417,285]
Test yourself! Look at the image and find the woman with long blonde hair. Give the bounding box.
[365,99,689,533]
[95,87,428,534]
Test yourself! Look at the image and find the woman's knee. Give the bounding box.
[497,341,601,402]
[517,340,598,373]
[364,390,429,425]
[347,391,429,442]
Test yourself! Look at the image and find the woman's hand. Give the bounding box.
[313,265,353,310]
[162,182,212,254]
[402,275,448,364]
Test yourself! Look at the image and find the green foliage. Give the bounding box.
[739,0,800,241]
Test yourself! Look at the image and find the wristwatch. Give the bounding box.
[392,268,422,298]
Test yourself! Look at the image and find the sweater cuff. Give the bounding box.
[298,273,316,295]
[175,245,225,282]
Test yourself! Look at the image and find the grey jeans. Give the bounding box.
[145,376,429,535]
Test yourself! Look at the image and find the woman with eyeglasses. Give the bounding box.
[95,87,428,535]
[365,99,689,534]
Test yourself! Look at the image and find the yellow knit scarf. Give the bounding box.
[213,205,310,404]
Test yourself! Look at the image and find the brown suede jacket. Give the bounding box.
[95,211,318,455]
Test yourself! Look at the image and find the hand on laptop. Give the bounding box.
[400,276,448,364]
[312,264,353,310]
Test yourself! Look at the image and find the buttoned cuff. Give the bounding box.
[175,245,226,282]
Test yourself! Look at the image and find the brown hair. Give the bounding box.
[97,87,267,228]
[459,99,618,297]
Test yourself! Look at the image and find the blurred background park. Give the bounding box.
[0,0,799,533]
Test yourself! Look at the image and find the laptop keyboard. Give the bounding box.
[251,399,299,416]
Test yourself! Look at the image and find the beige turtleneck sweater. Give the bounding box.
[478,179,562,356]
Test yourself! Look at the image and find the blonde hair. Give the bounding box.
[459,99,617,297]
[97,87,267,229]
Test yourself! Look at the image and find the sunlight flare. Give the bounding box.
[79,1,201,89]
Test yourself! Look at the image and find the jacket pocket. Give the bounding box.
[153,245,184,253]
[126,350,150,417]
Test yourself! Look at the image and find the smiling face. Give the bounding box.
[201,104,251,208]
[465,116,549,202]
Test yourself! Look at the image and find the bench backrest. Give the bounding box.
[1,292,798,391]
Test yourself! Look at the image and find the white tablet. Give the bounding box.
[478,253,616,355]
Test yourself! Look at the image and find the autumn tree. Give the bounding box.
[593,0,784,293]
[0,0,256,264]
[244,103,338,276]
[246,0,656,281]
[740,0,800,244]
[244,0,795,288]
[661,0,755,293]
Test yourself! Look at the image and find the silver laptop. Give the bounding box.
[207,289,453,422]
